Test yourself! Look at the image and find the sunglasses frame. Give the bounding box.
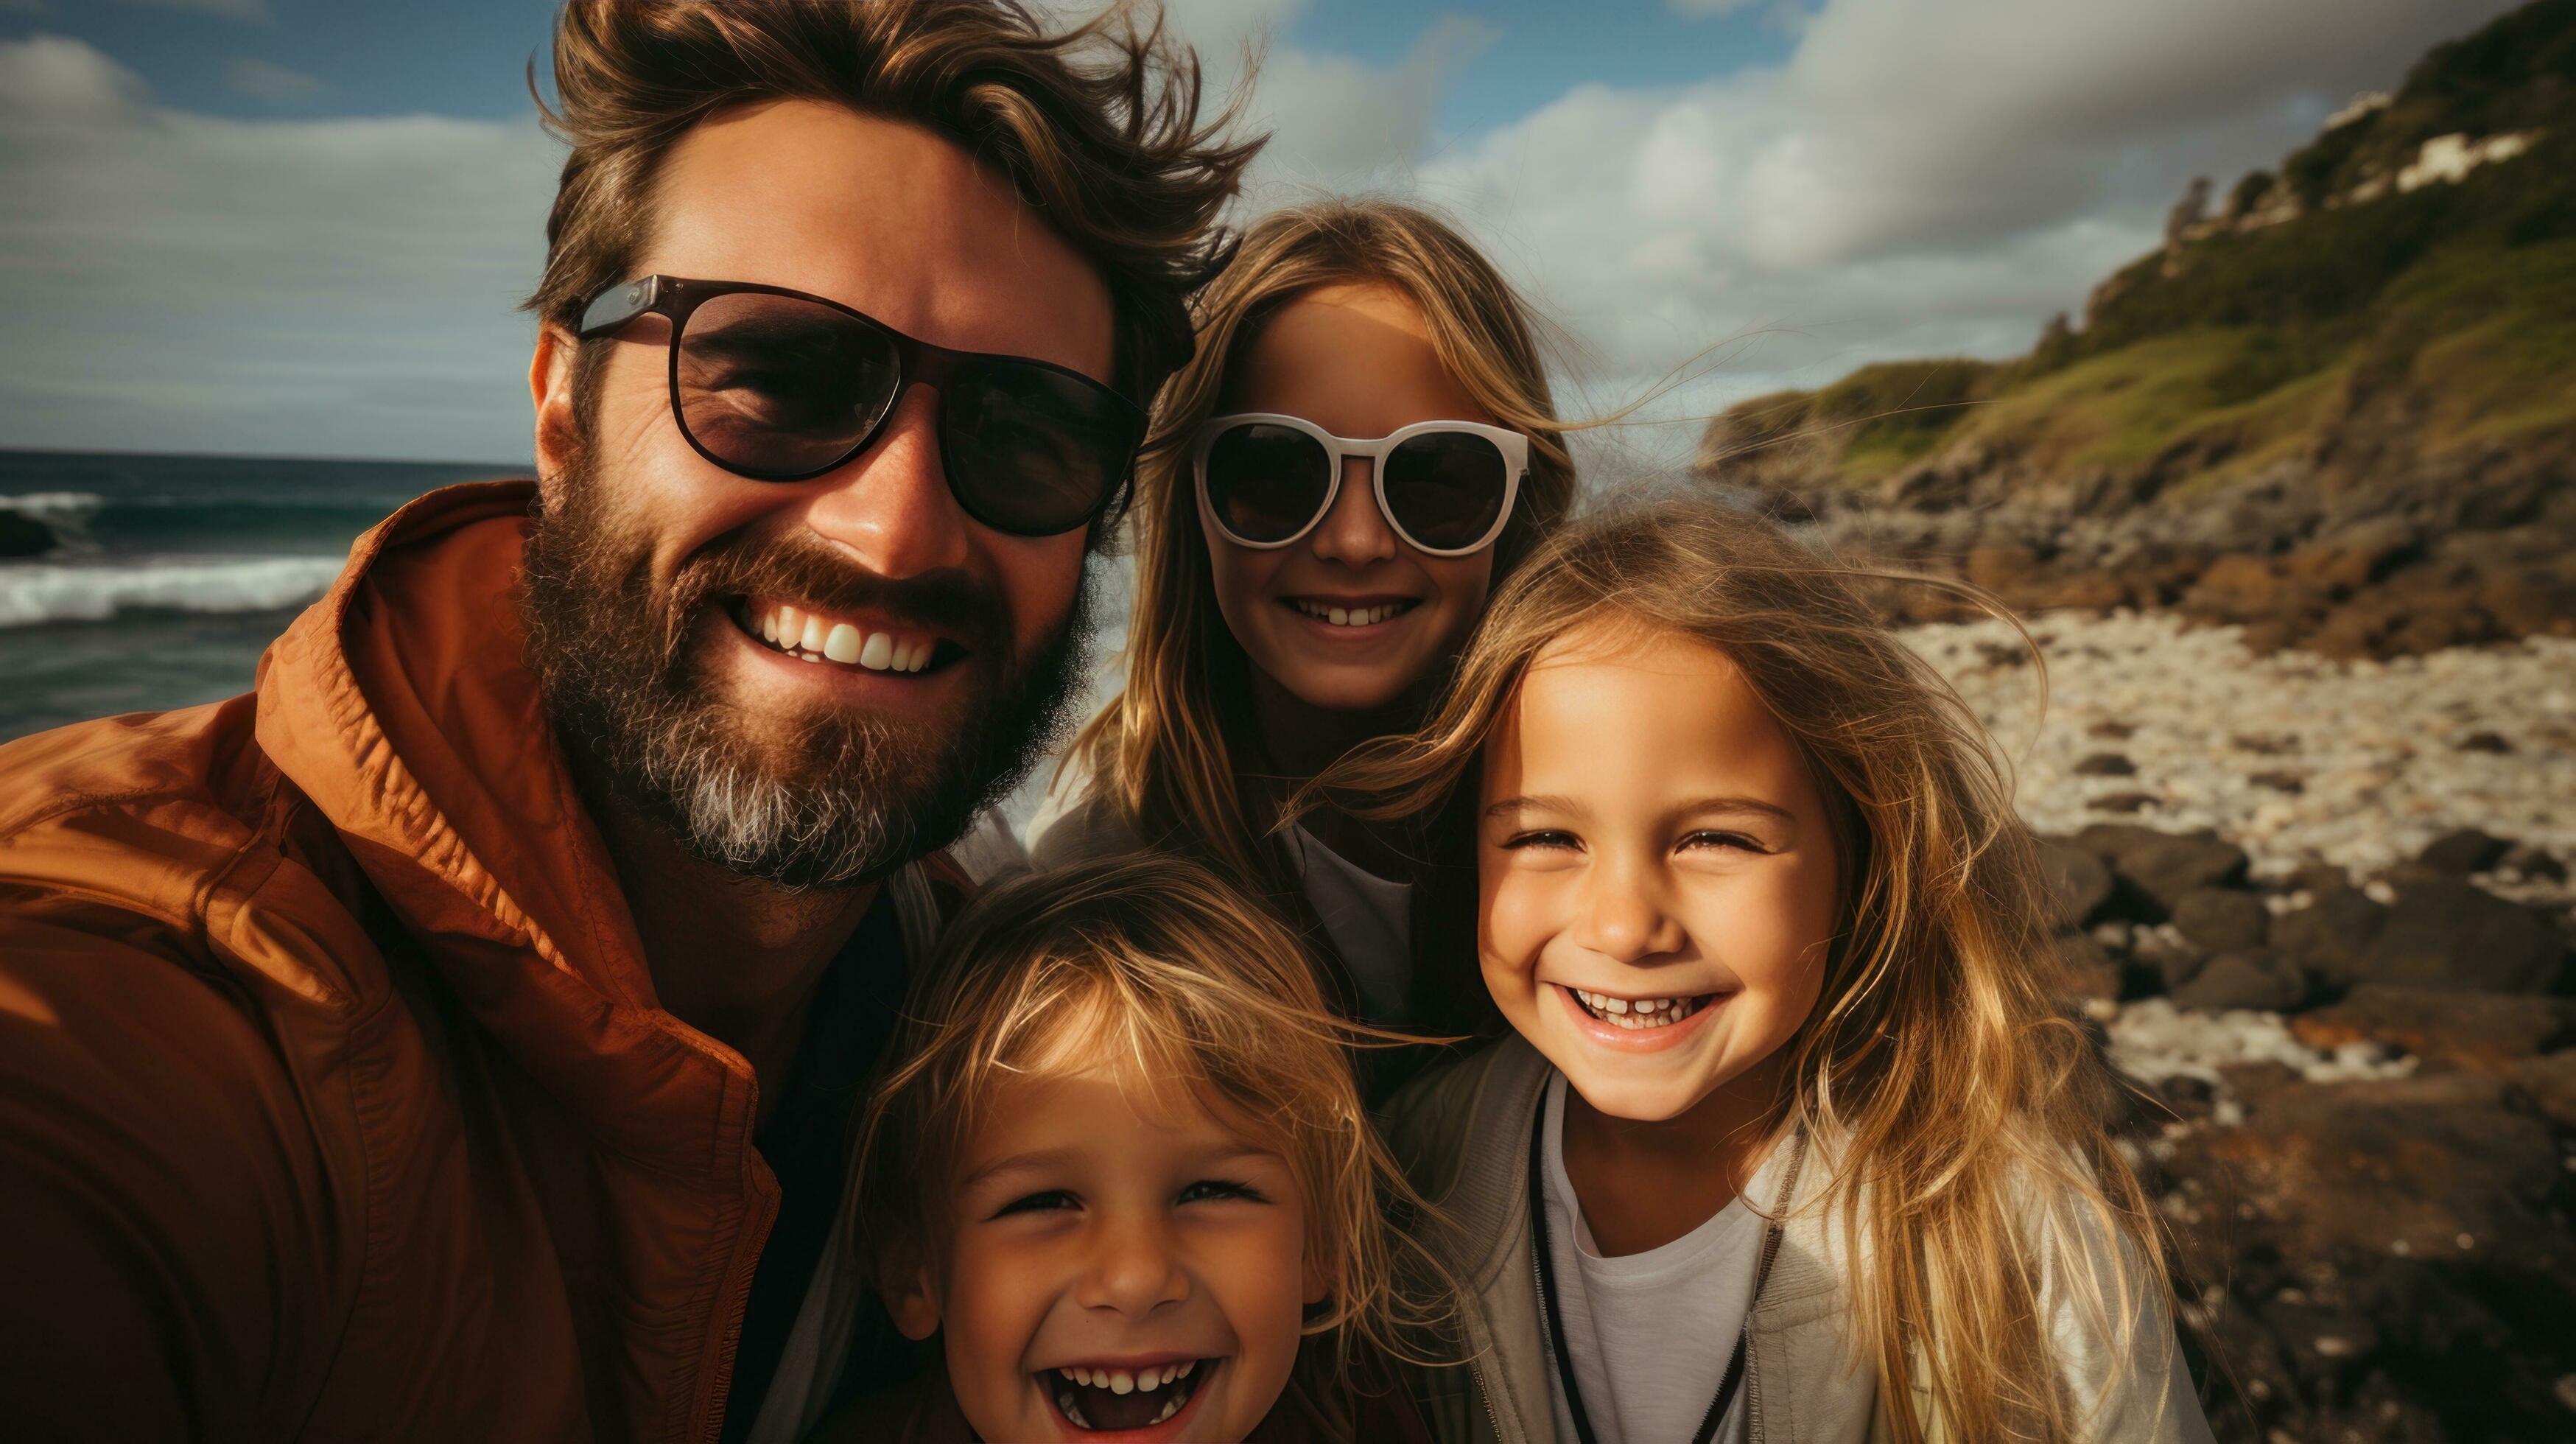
[577,274,1146,538]
[1189,413,1529,558]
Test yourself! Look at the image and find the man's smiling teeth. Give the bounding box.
[753,601,933,673]
[1291,597,1413,627]
[1572,988,1705,1029]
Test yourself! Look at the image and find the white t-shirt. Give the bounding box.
[1539,1072,1775,1444]
[1288,823,1412,1026]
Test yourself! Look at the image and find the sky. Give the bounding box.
[0,0,2527,469]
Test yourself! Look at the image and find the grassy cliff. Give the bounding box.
[1700,0,2576,511]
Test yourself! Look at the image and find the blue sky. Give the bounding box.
[0,0,2524,465]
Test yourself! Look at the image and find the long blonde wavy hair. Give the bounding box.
[1308,500,2180,1442]
[1064,197,1577,898]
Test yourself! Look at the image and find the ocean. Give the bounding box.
[0,449,520,741]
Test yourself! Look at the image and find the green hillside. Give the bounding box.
[1702,0,2576,503]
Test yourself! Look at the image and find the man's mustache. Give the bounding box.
[653,532,1010,670]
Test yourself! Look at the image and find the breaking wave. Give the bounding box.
[0,555,344,628]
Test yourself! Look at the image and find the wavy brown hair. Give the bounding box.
[1064,197,1577,904]
[854,852,1449,1401]
[1308,500,2185,1442]
[526,0,1260,522]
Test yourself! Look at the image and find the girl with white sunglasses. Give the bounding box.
[1033,198,1575,1084]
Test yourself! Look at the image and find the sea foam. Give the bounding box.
[0,555,343,628]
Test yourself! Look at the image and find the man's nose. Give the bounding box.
[1073,1213,1190,1318]
[1307,455,1397,567]
[796,382,974,578]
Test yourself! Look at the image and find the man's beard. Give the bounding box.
[519,451,1088,890]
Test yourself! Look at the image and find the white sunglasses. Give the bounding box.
[1190,413,1529,557]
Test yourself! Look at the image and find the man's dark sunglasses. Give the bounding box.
[578,275,1145,538]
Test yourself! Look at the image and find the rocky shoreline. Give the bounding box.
[1904,611,2576,1440]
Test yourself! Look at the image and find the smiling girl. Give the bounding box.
[831,853,1438,1443]
[1317,502,2214,1443]
[1032,200,1574,1054]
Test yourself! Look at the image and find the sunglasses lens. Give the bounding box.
[944,362,1141,536]
[1204,423,1333,544]
[675,291,902,478]
[1383,430,1512,551]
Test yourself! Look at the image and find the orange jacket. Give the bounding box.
[0,481,965,1442]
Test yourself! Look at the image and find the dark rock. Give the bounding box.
[2271,887,2387,985]
[2074,751,2137,777]
[2085,719,2135,740]
[2259,1299,2382,1387]
[2248,769,2306,793]
[2074,824,2250,914]
[2284,516,2421,595]
[2359,879,2564,993]
[2085,791,2158,814]
[2455,730,2514,754]
[2057,930,2122,1003]
[2506,1051,2576,1126]
[2155,1073,2218,1125]
[2417,827,2513,875]
[2035,838,2114,927]
[0,509,54,559]
[2172,951,2307,1012]
[2289,985,2575,1072]
[2286,862,2348,897]
[2232,732,2296,755]
[2495,842,2566,883]
[2172,887,2271,952]
[2175,1072,2564,1264]
[2136,928,2209,994]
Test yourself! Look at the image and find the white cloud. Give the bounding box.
[0,35,558,460]
[222,56,324,102]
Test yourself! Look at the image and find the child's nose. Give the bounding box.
[1306,456,1396,567]
[1074,1214,1190,1317]
[1572,855,1686,964]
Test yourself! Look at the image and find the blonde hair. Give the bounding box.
[1066,197,1577,894]
[1308,500,2175,1443]
[855,852,1442,1379]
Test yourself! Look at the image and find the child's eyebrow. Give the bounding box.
[1484,793,1583,819]
[961,1146,1082,1191]
[1485,793,1794,823]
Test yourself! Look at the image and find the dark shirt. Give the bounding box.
[720,896,931,1441]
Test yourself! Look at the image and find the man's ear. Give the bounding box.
[529,322,581,487]
[885,1262,943,1342]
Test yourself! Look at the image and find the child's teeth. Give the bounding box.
[1155,1396,1179,1423]
[1109,1370,1134,1394]
[1178,1360,1196,1378]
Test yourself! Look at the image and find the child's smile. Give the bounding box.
[1039,1356,1216,1434]
[1478,617,1840,1123]
[888,1058,1319,1442]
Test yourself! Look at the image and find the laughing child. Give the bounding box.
[1316,502,2215,1443]
[824,853,1437,1443]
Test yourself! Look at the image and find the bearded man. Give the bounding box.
[0,3,1254,1438]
